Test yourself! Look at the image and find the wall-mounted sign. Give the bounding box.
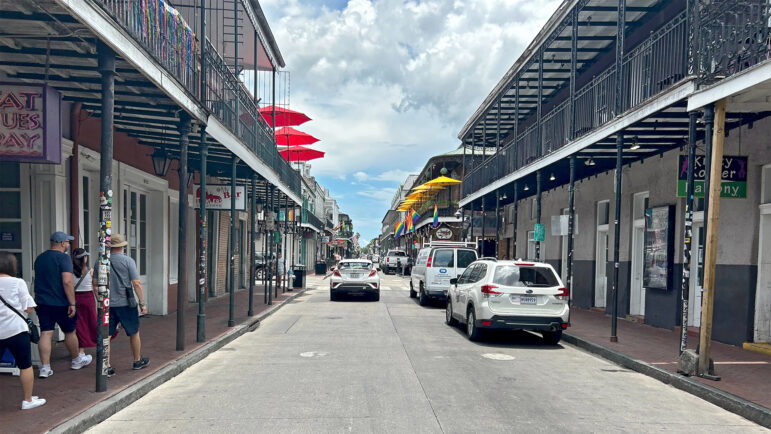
[534,223,545,242]
[644,205,674,290]
[435,227,453,240]
[0,232,14,241]
[0,83,61,164]
[677,155,747,198]
[550,215,579,236]
[321,236,330,244]
[194,185,246,211]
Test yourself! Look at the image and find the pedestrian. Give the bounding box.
[102,234,149,377]
[276,251,284,289]
[71,248,97,357]
[396,257,403,277]
[34,232,92,378]
[0,252,47,410]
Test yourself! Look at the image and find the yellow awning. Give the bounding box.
[425,175,461,186]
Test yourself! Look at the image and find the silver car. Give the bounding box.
[330,259,380,301]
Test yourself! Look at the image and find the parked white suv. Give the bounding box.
[410,243,477,306]
[446,259,569,344]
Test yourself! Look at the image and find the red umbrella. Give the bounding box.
[279,145,325,162]
[259,106,311,127]
[275,127,320,146]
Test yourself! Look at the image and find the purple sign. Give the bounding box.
[0,83,62,164]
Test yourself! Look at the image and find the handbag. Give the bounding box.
[0,292,40,344]
[110,263,137,308]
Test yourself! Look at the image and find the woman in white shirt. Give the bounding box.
[71,248,97,357]
[0,252,46,410]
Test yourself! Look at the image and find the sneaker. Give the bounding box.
[106,367,116,377]
[38,366,53,378]
[132,357,150,370]
[71,354,92,370]
[21,396,46,410]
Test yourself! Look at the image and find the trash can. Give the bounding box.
[315,261,327,275]
[292,265,306,288]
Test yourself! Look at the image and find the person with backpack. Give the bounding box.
[0,252,46,410]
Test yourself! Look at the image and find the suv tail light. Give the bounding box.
[368,269,377,277]
[333,270,342,277]
[556,287,569,301]
[481,284,502,297]
[426,256,432,267]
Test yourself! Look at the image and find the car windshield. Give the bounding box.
[339,262,371,270]
[456,250,477,268]
[389,251,406,256]
[493,265,559,287]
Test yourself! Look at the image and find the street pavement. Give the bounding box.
[89,272,766,433]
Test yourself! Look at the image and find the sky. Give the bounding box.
[260,0,561,245]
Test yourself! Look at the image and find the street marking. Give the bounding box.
[300,351,328,358]
[481,353,515,361]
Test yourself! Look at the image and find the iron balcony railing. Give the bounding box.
[463,11,689,198]
[303,209,325,231]
[96,0,301,198]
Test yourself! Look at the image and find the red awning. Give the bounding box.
[259,106,311,127]
[279,145,325,162]
[275,127,319,146]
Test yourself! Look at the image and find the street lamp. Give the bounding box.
[151,147,173,177]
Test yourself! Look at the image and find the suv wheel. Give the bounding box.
[418,285,428,306]
[445,299,457,326]
[466,308,483,341]
[409,282,417,298]
[542,329,562,345]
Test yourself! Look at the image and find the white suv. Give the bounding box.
[446,259,569,344]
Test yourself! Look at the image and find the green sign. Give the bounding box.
[676,155,747,198]
[534,224,545,242]
[272,230,281,244]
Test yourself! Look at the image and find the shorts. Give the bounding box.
[36,304,77,333]
[0,332,32,370]
[109,306,139,337]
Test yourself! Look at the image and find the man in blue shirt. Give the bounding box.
[34,232,92,378]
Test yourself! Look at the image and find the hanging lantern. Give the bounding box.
[151,147,173,177]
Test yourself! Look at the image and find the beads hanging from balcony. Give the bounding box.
[133,0,198,79]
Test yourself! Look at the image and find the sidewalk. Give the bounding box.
[565,308,771,423]
[0,279,312,434]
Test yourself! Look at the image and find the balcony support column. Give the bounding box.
[679,111,698,352]
[228,156,238,327]
[263,183,270,305]
[469,201,475,244]
[197,132,208,342]
[481,198,486,256]
[513,181,519,258]
[283,193,289,293]
[233,0,239,136]
[536,171,542,261]
[495,190,500,258]
[249,173,257,316]
[567,155,576,317]
[176,111,192,351]
[496,97,501,182]
[267,185,274,305]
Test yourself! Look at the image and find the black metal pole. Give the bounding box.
[176,112,191,351]
[567,155,576,320]
[268,185,274,305]
[495,190,500,258]
[513,181,518,258]
[680,111,698,354]
[95,41,114,393]
[283,193,289,293]
[249,173,256,316]
[197,133,207,342]
[263,183,269,305]
[481,198,486,256]
[536,171,542,261]
[228,157,237,327]
[469,201,475,244]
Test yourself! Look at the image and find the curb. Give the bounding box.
[563,333,771,429]
[49,289,307,434]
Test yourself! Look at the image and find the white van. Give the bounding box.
[410,242,478,306]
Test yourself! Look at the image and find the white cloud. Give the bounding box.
[353,171,369,182]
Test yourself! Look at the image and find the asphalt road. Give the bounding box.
[90,272,766,433]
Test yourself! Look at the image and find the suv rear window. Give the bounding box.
[388,251,406,257]
[493,266,559,287]
[432,249,454,267]
[456,250,477,268]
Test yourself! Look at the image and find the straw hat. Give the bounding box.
[111,234,128,248]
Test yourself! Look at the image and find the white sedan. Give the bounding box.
[330,259,380,301]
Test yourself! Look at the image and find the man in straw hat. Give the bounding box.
[97,234,149,377]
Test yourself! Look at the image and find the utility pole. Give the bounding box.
[698,98,726,378]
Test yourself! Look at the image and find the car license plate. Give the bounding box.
[350,274,360,279]
[512,295,537,305]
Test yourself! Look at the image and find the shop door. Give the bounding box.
[595,230,608,308]
[80,171,100,260]
[630,224,645,316]
[688,224,704,327]
[755,211,771,342]
[123,188,149,290]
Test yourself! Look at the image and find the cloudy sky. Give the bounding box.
[260,0,561,245]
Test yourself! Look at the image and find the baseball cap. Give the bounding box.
[51,231,75,243]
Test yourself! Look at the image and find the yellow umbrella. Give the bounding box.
[425,175,461,187]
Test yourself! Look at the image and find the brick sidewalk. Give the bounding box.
[567,307,771,410]
[0,282,303,434]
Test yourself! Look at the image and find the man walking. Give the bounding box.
[34,232,92,378]
[103,234,149,376]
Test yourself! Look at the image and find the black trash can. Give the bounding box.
[315,261,327,275]
[292,265,306,288]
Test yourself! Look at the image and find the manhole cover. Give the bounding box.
[481,353,515,361]
[300,351,329,358]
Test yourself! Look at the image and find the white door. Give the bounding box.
[754,210,771,342]
[630,225,645,315]
[595,230,608,308]
[688,224,704,327]
[79,171,100,261]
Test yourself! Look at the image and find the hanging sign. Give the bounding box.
[435,227,453,240]
[194,185,246,210]
[676,155,747,198]
[643,206,674,290]
[0,83,61,164]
